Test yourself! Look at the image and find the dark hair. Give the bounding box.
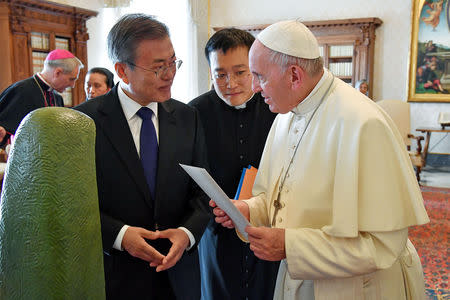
[107,13,170,66]
[204,28,255,65]
[87,67,115,88]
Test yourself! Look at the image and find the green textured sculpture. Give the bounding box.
[0,107,105,299]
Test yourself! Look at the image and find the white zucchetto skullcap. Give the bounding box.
[257,20,320,59]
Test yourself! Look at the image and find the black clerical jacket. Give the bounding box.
[190,90,279,300]
[0,76,64,136]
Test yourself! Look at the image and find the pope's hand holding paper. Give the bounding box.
[179,164,252,239]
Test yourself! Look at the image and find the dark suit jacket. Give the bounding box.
[74,85,210,300]
[0,76,64,135]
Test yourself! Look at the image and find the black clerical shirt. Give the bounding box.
[190,90,279,300]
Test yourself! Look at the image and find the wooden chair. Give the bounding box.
[377,99,425,182]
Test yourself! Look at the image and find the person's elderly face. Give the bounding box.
[52,67,80,93]
[119,37,177,106]
[209,46,253,106]
[85,72,111,99]
[359,82,368,95]
[249,40,294,114]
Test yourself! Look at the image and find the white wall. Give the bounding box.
[210,0,450,154]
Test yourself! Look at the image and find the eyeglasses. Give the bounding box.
[127,59,183,78]
[213,70,250,86]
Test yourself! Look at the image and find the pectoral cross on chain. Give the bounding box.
[271,193,283,226]
[270,77,334,227]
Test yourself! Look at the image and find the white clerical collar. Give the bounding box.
[118,81,158,121]
[36,73,54,91]
[222,93,255,110]
[291,68,333,116]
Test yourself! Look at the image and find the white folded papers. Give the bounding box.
[180,164,251,240]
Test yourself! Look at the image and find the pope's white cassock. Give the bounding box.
[241,69,429,300]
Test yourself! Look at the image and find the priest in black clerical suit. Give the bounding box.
[190,90,275,202]
[189,28,279,300]
[0,49,83,142]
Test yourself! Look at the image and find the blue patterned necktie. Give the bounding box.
[137,107,158,200]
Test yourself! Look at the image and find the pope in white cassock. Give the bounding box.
[212,20,430,300]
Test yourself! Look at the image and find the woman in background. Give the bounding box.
[355,79,369,96]
[84,67,114,100]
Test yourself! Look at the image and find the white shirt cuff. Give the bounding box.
[178,227,195,250]
[113,224,130,251]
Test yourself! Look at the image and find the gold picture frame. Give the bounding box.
[408,0,450,102]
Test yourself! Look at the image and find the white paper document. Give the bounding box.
[180,164,251,240]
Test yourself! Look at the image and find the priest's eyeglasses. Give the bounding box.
[127,59,183,78]
[214,70,250,86]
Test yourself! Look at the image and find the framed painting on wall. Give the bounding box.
[408,0,450,102]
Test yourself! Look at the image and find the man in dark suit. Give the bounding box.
[189,28,278,300]
[0,49,83,143]
[74,14,210,300]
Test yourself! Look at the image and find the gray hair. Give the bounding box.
[267,48,323,77]
[44,57,84,73]
[107,13,170,66]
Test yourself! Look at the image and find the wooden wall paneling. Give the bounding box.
[73,11,91,105]
[0,2,13,91]
[49,32,56,50]
[12,33,30,82]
